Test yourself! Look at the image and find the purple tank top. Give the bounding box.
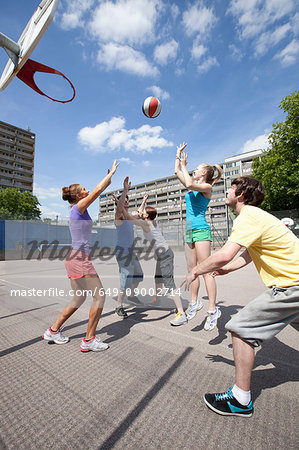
[69,204,92,253]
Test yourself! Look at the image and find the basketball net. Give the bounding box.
[16,59,75,103]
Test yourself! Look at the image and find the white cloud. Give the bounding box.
[153,39,179,65]
[228,0,298,61]
[274,39,299,66]
[50,203,65,208]
[255,23,292,56]
[60,0,95,30]
[228,0,295,40]
[119,157,136,165]
[39,205,64,219]
[229,43,243,61]
[170,4,180,21]
[190,37,218,73]
[240,132,270,153]
[191,42,207,60]
[143,160,151,166]
[90,0,161,45]
[97,43,159,76]
[197,56,218,73]
[78,117,173,153]
[147,85,170,100]
[34,186,61,200]
[182,2,217,37]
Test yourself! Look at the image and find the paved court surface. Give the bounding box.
[0,252,298,449]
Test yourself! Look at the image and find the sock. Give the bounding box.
[207,310,216,315]
[232,384,251,406]
[50,327,58,333]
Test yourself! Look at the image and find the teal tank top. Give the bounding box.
[185,191,210,231]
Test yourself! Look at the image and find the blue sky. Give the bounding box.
[0,0,298,220]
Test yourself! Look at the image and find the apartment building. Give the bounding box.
[98,149,264,237]
[0,120,35,192]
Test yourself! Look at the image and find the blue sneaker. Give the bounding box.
[204,387,253,417]
[186,300,203,320]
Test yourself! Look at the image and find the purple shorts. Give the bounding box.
[64,250,97,279]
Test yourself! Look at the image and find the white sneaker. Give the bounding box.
[42,327,69,344]
[79,336,109,352]
[204,307,221,331]
[170,311,188,326]
[186,300,203,320]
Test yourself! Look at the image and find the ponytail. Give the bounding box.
[62,184,81,204]
[202,164,223,185]
[211,164,222,185]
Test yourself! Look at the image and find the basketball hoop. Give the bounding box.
[17,59,75,103]
[0,0,76,103]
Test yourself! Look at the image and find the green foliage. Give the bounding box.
[252,91,299,211]
[0,188,41,220]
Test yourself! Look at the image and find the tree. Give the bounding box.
[252,91,299,211]
[0,188,41,220]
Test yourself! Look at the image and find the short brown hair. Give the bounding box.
[145,206,157,220]
[231,177,265,206]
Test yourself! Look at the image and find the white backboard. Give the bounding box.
[0,0,59,90]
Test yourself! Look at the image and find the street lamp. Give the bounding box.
[222,172,231,239]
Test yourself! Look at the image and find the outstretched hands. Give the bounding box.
[123,176,131,191]
[180,151,188,166]
[176,142,187,157]
[107,160,119,176]
[111,192,118,204]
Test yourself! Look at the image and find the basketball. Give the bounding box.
[142,96,161,118]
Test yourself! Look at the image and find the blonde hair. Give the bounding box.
[202,164,222,185]
[62,184,81,204]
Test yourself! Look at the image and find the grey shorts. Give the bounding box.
[225,285,299,347]
[154,248,176,290]
[116,251,144,291]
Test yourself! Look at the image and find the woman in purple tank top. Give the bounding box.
[42,160,119,352]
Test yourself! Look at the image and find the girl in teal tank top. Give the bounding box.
[175,142,223,331]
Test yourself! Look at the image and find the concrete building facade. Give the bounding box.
[0,120,35,193]
[99,148,264,240]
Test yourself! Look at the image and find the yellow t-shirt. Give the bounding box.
[228,205,299,287]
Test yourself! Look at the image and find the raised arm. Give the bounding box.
[119,177,150,231]
[77,160,119,213]
[174,142,188,187]
[138,194,149,217]
[180,152,212,194]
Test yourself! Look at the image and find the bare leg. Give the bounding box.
[185,242,199,303]
[194,240,217,311]
[172,294,184,313]
[84,276,106,339]
[232,332,255,391]
[52,277,87,331]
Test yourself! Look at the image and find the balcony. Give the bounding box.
[14,173,33,182]
[0,153,14,163]
[0,178,14,187]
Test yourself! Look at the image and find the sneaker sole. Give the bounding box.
[79,346,109,352]
[203,395,253,417]
[42,335,69,344]
[169,320,188,326]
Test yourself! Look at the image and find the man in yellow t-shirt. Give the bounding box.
[182,176,299,417]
